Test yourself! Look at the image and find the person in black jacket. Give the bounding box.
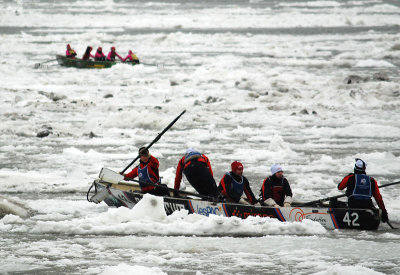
[260,164,293,207]
[218,161,258,205]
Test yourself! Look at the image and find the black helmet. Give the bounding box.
[139,147,149,157]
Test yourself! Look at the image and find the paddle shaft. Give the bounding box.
[386,220,398,230]
[299,180,400,207]
[35,58,57,67]
[120,110,186,174]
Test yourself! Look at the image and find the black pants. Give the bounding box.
[183,162,219,198]
[348,197,374,209]
[147,184,170,197]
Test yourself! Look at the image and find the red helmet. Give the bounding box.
[97,47,102,51]
[231,161,243,171]
[111,46,116,51]
[67,44,71,49]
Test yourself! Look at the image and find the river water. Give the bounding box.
[1,0,400,274]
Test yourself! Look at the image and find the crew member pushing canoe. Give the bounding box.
[123,147,169,196]
[95,47,106,61]
[107,46,123,61]
[259,164,293,207]
[218,161,258,205]
[338,158,389,222]
[82,46,95,60]
[66,44,77,58]
[174,148,220,198]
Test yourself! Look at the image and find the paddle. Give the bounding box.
[386,220,398,230]
[120,110,186,174]
[34,59,57,69]
[298,180,400,207]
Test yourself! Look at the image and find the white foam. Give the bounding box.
[101,264,167,275]
[355,59,395,68]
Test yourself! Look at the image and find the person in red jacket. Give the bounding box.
[218,161,258,205]
[338,158,388,222]
[123,147,169,196]
[66,44,77,58]
[174,148,219,198]
[260,164,293,207]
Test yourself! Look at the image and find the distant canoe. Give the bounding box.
[55,55,138,69]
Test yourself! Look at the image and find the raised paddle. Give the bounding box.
[120,110,186,174]
[34,58,57,69]
[298,180,400,207]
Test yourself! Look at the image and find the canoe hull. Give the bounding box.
[91,181,381,230]
[55,55,137,69]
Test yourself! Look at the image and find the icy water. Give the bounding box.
[1,0,400,274]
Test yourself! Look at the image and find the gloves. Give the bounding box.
[284,202,291,207]
[272,204,279,208]
[253,202,261,207]
[173,190,181,198]
[381,209,388,223]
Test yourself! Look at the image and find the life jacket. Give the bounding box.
[66,49,76,58]
[138,164,159,188]
[350,174,372,200]
[225,172,244,202]
[128,53,139,61]
[184,150,201,164]
[95,51,105,60]
[107,51,116,61]
[269,176,284,204]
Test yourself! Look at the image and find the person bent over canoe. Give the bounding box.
[218,161,259,205]
[95,47,106,61]
[123,50,140,64]
[338,158,388,222]
[123,147,169,196]
[66,44,77,58]
[174,148,220,198]
[82,46,95,61]
[259,164,293,207]
[107,46,123,61]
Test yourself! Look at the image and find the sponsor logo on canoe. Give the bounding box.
[289,208,329,225]
[231,208,274,218]
[164,202,185,214]
[196,205,222,216]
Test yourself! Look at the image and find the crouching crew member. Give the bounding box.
[218,161,258,205]
[260,164,293,207]
[338,158,388,222]
[123,147,169,196]
[123,50,140,64]
[174,148,220,198]
[66,44,77,58]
